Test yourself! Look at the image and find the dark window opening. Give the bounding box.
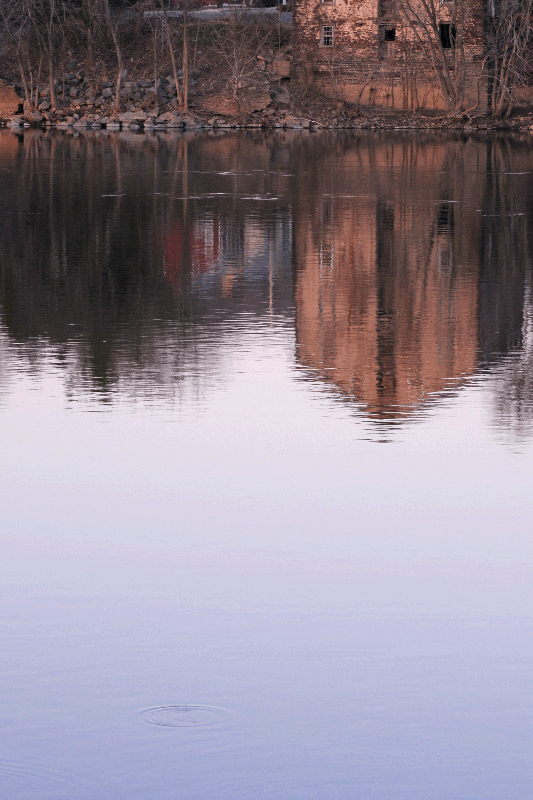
[384,27,396,41]
[439,22,456,49]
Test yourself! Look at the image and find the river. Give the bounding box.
[1,128,532,799]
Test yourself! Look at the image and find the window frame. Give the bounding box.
[321,24,335,47]
[378,24,396,59]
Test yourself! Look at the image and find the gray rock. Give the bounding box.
[119,110,147,122]
[167,116,185,128]
[271,86,290,106]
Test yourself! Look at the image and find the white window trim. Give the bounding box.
[320,23,335,47]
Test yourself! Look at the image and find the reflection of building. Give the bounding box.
[164,217,222,290]
[293,137,484,419]
[0,132,20,159]
[0,129,531,421]
[163,212,292,309]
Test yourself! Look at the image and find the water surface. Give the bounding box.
[1,129,533,799]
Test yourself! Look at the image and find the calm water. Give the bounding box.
[1,128,533,800]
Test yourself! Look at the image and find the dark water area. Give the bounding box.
[1,128,533,799]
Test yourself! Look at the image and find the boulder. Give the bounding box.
[167,117,185,129]
[26,111,44,123]
[271,60,291,78]
[159,113,184,128]
[119,110,147,122]
[0,82,21,118]
[271,85,290,106]
[198,90,270,116]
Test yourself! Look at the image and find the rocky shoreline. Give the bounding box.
[2,74,533,133]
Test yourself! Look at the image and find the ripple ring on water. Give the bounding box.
[141,705,228,729]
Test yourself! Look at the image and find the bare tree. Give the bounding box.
[395,0,471,113]
[209,9,273,115]
[157,0,184,108]
[486,0,533,117]
[182,0,189,113]
[0,0,35,109]
[102,0,124,112]
[25,0,60,109]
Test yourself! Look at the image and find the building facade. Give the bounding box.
[293,0,487,111]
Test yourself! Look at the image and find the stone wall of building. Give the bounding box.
[293,0,487,111]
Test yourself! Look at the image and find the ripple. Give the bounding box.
[141,704,228,729]
[0,759,70,790]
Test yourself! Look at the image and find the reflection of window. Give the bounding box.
[439,22,456,48]
[437,238,452,271]
[436,203,454,272]
[437,203,454,232]
[321,24,334,46]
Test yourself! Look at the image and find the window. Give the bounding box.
[378,0,396,16]
[321,0,335,5]
[379,26,396,59]
[322,25,334,46]
[439,22,456,48]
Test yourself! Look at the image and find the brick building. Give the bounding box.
[293,0,488,110]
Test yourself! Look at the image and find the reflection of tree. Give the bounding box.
[0,129,293,399]
[478,138,533,440]
[1,129,533,427]
[478,138,530,361]
[491,283,533,440]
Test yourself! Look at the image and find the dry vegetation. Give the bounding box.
[0,2,291,119]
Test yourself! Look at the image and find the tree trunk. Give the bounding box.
[157,0,184,108]
[182,2,189,112]
[103,0,124,113]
